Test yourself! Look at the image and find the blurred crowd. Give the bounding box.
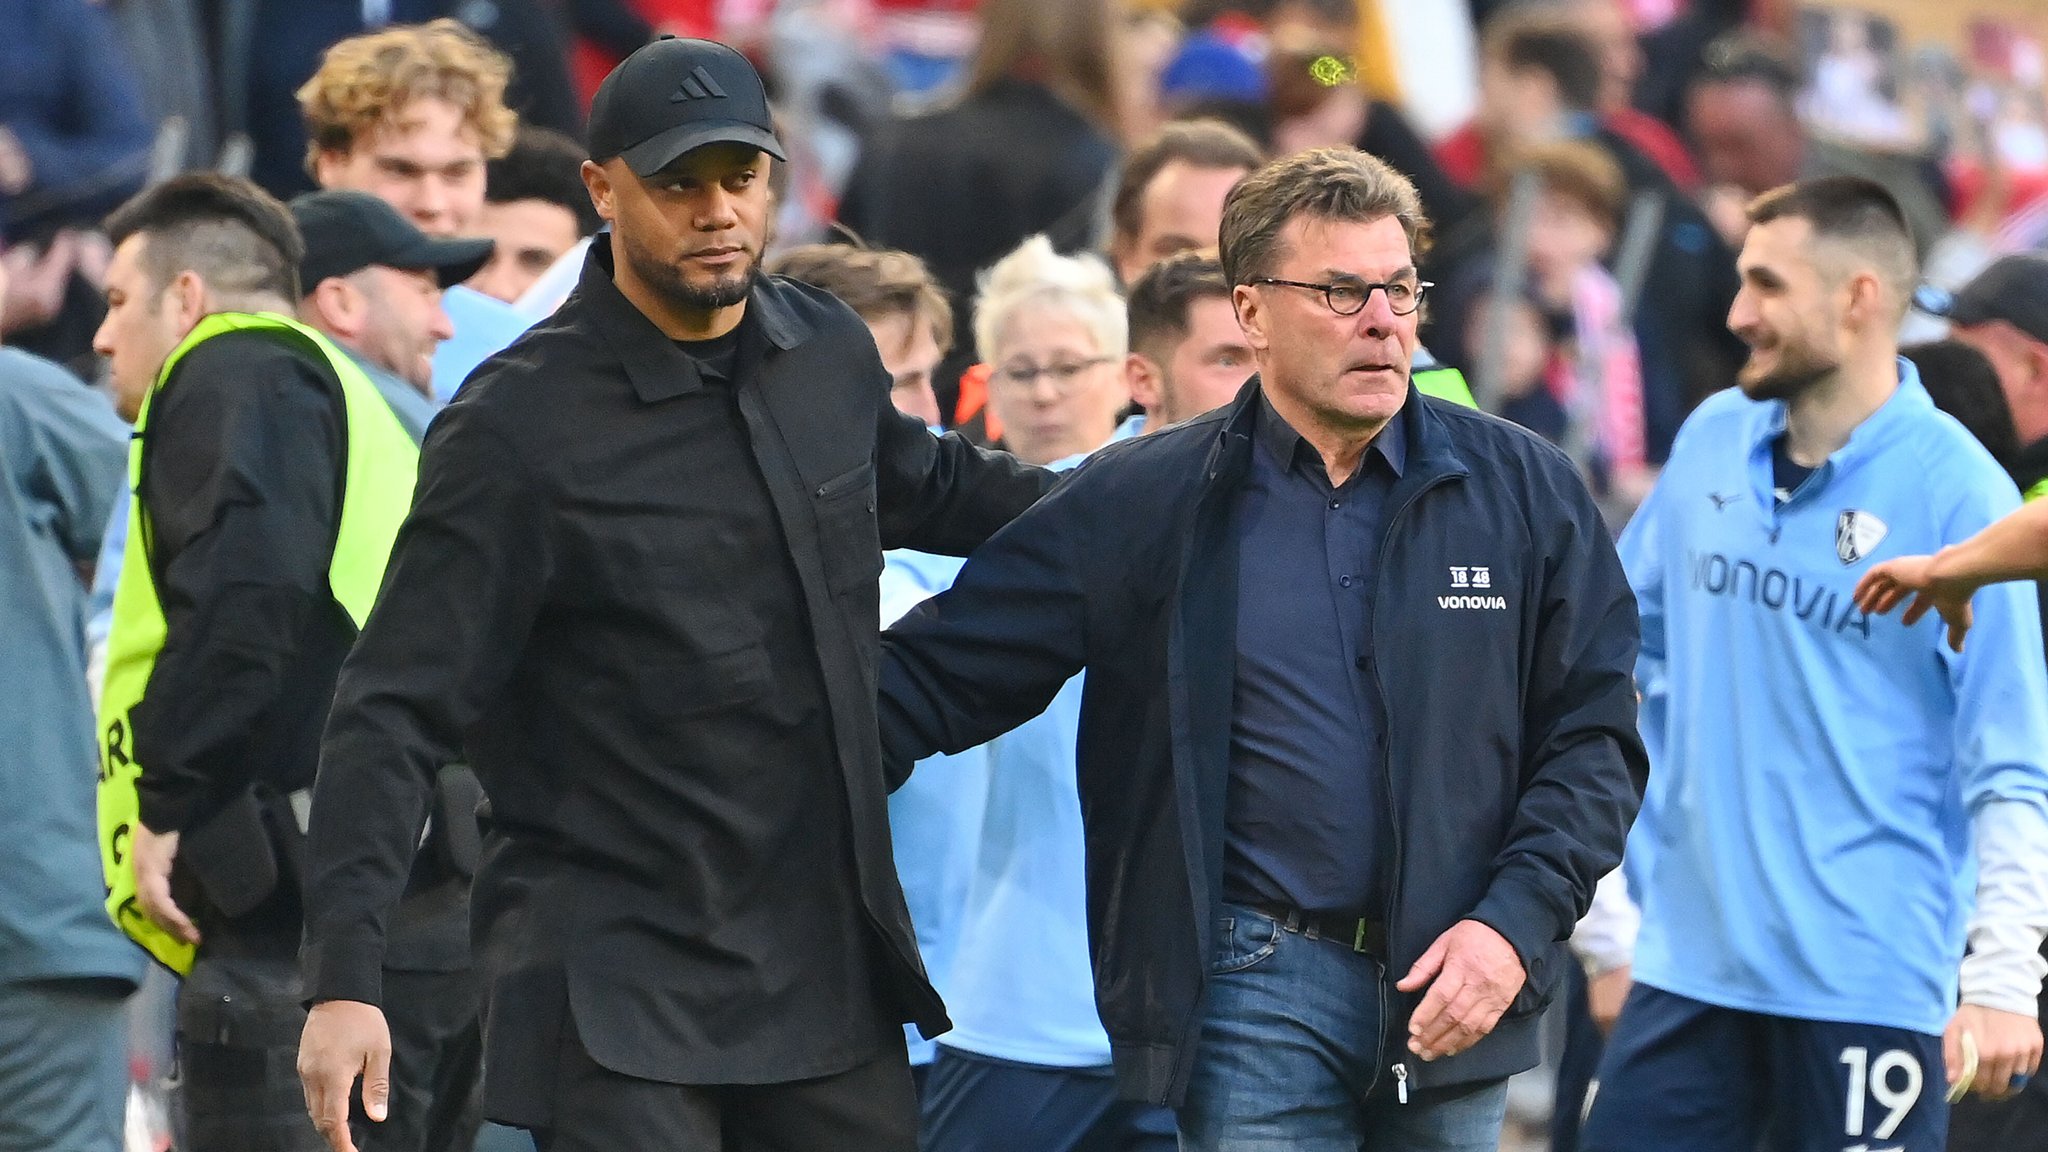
[10,0,2048,505]
[13,0,2048,1150]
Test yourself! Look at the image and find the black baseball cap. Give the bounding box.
[587,36,784,177]
[291,190,493,290]
[1925,254,2048,346]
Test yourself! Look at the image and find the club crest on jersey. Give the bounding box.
[1835,510,1887,566]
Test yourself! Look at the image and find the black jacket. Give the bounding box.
[302,239,1051,1118]
[879,379,1646,1104]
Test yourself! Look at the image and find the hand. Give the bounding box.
[1396,919,1527,1061]
[0,127,30,194]
[299,1000,393,1152]
[1587,964,1632,1035]
[1853,553,1974,652]
[131,824,200,946]
[1947,1004,2042,1100]
[1,234,80,336]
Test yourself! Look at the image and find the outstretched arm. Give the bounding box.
[1855,498,2048,652]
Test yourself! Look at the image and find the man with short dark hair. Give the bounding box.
[295,38,1049,1152]
[1108,119,1263,286]
[1684,32,1948,253]
[92,173,422,1152]
[1123,252,1253,432]
[877,144,1645,1152]
[1581,177,2048,1152]
[470,127,601,306]
[294,190,492,442]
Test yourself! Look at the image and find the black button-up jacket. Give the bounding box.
[301,236,1051,1105]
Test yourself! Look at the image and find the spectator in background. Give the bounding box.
[1108,119,1263,287]
[102,0,218,173]
[299,19,531,400]
[917,235,1171,1152]
[1123,252,1255,433]
[0,249,143,1152]
[0,0,155,375]
[1446,141,1651,499]
[1464,288,1567,443]
[233,0,580,200]
[293,190,491,444]
[0,0,154,238]
[770,243,954,428]
[1684,32,1949,255]
[1430,5,1742,457]
[1936,256,2048,503]
[839,0,1124,430]
[1562,0,1701,193]
[1905,339,2021,475]
[765,240,993,1095]
[471,126,601,306]
[1435,7,1610,192]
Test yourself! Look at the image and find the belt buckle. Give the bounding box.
[1351,918,1371,953]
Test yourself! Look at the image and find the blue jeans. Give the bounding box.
[1177,906,1510,1152]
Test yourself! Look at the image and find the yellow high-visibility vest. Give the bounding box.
[1415,366,1478,409]
[96,312,419,973]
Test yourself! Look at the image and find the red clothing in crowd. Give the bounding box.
[1435,110,1700,193]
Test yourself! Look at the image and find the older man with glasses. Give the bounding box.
[875,146,1643,1152]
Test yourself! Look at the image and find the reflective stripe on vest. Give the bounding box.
[1414,367,1478,409]
[96,312,420,973]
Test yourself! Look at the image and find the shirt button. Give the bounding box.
[1328,498,1341,510]
[1355,655,1369,671]
[1339,575,1353,588]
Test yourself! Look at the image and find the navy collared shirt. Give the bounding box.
[1223,391,1406,915]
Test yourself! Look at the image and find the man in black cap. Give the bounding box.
[292,188,499,1152]
[293,190,492,443]
[295,37,1052,1152]
[1937,255,2048,504]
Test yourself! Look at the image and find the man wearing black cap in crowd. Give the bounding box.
[1937,256,2048,504]
[291,188,498,1152]
[1925,254,2048,1152]
[293,190,492,444]
[295,37,1052,1152]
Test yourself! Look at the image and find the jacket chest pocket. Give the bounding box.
[812,461,883,596]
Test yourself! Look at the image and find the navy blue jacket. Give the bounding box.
[879,378,1647,1104]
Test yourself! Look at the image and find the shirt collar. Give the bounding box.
[577,232,810,405]
[1253,386,1407,481]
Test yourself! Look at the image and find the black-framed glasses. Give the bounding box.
[1250,277,1432,317]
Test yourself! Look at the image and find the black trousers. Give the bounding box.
[533,1026,917,1152]
[354,967,485,1152]
[171,949,327,1152]
[172,949,483,1152]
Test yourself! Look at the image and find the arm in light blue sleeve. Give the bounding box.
[1942,478,2048,1014]
[1617,471,1669,769]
